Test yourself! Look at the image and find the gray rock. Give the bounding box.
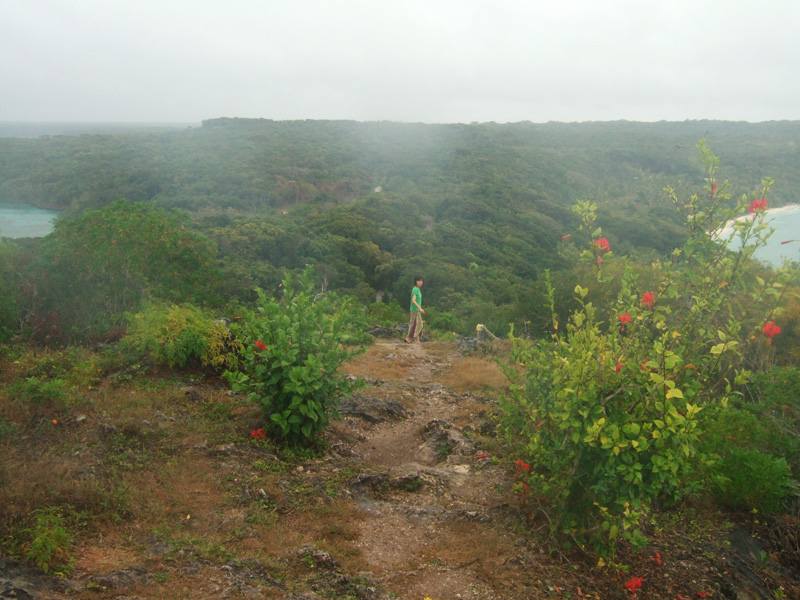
[338,395,407,423]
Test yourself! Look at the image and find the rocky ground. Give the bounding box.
[1,338,797,599]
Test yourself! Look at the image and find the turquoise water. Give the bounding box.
[723,205,800,267]
[0,203,59,238]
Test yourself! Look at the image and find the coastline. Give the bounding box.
[714,203,799,238]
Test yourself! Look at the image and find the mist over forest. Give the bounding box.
[2,118,800,341]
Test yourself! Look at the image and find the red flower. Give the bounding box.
[595,238,611,253]
[641,291,654,308]
[515,459,531,471]
[616,362,624,374]
[561,234,571,240]
[625,577,643,593]
[255,340,267,352]
[711,182,717,196]
[749,198,767,213]
[251,428,265,439]
[651,552,662,565]
[696,593,708,598]
[536,422,543,428]
[618,312,632,329]
[597,257,604,265]
[762,321,781,344]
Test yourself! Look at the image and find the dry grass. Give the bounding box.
[434,355,510,395]
[343,343,416,381]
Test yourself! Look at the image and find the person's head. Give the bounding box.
[414,276,423,287]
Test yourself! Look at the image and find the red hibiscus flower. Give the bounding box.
[749,198,767,213]
[711,182,717,196]
[595,238,611,253]
[255,340,267,352]
[625,577,643,593]
[618,312,632,330]
[762,321,781,343]
[561,234,571,240]
[251,428,265,439]
[616,362,624,374]
[641,291,654,308]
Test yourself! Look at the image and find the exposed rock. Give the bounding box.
[183,387,202,402]
[421,419,476,463]
[91,566,152,589]
[338,394,408,423]
[0,557,74,600]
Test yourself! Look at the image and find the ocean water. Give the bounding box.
[721,204,800,267]
[0,203,59,238]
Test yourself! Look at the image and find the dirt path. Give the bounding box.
[332,338,552,600]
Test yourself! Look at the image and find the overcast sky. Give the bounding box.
[2,0,799,124]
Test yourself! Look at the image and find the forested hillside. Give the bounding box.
[2,119,800,338]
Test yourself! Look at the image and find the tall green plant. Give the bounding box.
[501,141,797,557]
[225,268,367,446]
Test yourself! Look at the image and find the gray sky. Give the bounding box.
[2,0,799,124]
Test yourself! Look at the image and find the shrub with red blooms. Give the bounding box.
[501,140,797,558]
[225,267,367,446]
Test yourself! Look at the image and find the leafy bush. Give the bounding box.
[121,302,238,370]
[500,141,798,557]
[710,449,794,514]
[225,268,367,446]
[34,200,220,342]
[366,301,407,327]
[24,507,76,574]
[7,377,69,410]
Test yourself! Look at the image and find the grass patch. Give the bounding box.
[434,355,509,395]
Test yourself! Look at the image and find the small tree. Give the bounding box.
[225,267,367,446]
[501,141,797,557]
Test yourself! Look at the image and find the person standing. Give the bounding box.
[405,276,425,343]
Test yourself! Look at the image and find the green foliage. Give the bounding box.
[710,449,794,514]
[225,267,367,446]
[0,239,22,342]
[365,301,407,327]
[7,377,69,410]
[121,302,239,370]
[34,200,220,342]
[699,365,800,512]
[500,141,799,557]
[23,507,76,574]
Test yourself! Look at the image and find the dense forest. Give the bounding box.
[2,118,800,341]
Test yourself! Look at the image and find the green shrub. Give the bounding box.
[225,267,366,446]
[24,507,76,574]
[711,449,794,513]
[500,141,798,557]
[7,377,69,410]
[366,301,406,327]
[121,302,239,370]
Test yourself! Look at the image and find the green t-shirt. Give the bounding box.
[410,286,422,312]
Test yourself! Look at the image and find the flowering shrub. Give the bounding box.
[500,140,797,557]
[225,267,367,446]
